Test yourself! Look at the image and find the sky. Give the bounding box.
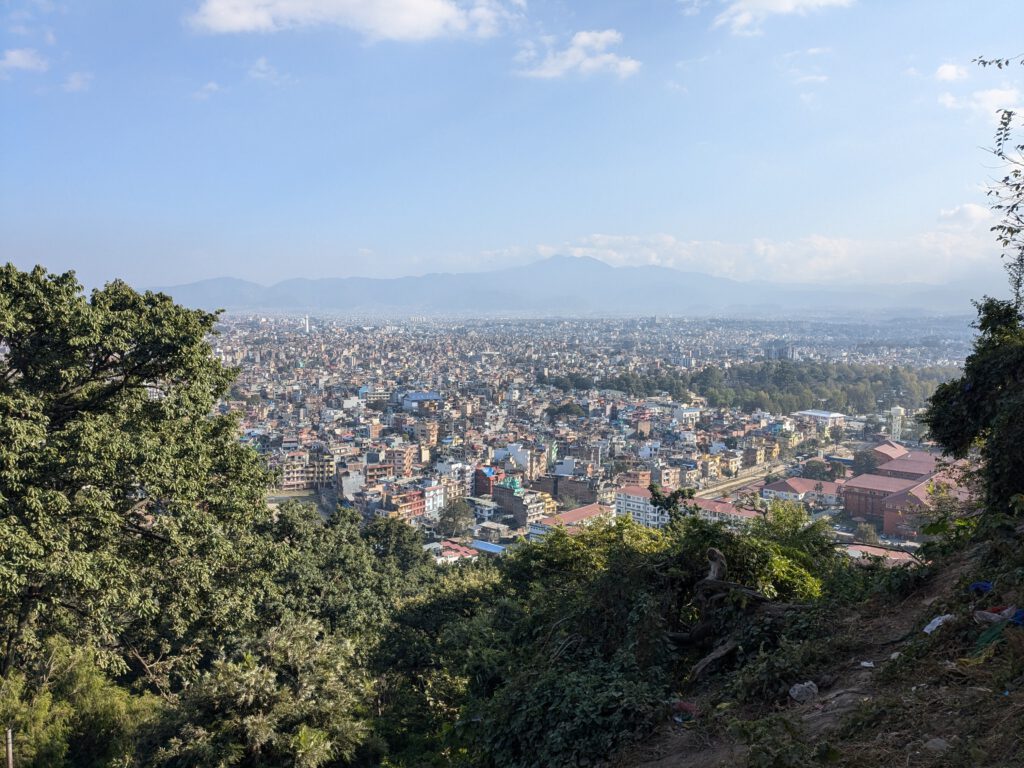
[1,0,1022,290]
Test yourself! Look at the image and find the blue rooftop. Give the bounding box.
[470,540,506,555]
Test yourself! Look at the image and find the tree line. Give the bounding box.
[538,360,958,415]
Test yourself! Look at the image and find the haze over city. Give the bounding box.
[2,0,1022,294]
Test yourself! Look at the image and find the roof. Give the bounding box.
[764,477,843,495]
[405,391,442,401]
[872,441,909,460]
[793,409,846,419]
[876,456,937,477]
[844,544,917,564]
[439,540,477,559]
[843,474,919,494]
[540,503,612,527]
[470,540,506,555]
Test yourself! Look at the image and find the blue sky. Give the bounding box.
[1,0,1022,290]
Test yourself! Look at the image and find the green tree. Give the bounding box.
[924,72,1024,516]
[851,449,880,476]
[854,523,880,545]
[925,299,1024,514]
[148,617,366,768]
[801,460,831,482]
[436,499,474,539]
[0,266,274,686]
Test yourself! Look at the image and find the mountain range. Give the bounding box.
[154,256,1001,317]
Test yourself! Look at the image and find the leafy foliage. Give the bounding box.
[541,361,956,414]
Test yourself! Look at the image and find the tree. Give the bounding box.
[854,523,880,545]
[924,70,1024,515]
[801,460,831,482]
[0,266,274,686]
[975,54,1024,305]
[851,449,880,476]
[925,299,1024,514]
[148,617,366,768]
[436,499,474,539]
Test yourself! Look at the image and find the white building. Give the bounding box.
[615,486,668,529]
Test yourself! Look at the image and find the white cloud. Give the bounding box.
[714,0,853,36]
[188,0,521,41]
[517,29,640,80]
[523,209,999,284]
[794,73,827,83]
[939,203,994,228]
[248,55,287,83]
[193,80,221,99]
[62,71,93,92]
[678,0,709,16]
[935,62,967,82]
[0,47,48,76]
[939,87,1022,123]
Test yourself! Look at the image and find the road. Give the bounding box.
[694,463,788,499]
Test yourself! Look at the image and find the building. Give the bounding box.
[615,486,666,528]
[875,452,937,480]
[474,465,505,497]
[871,440,909,465]
[621,468,652,487]
[413,420,440,446]
[382,488,426,524]
[843,474,919,524]
[528,502,614,539]
[272,447,335,491]
[792,410,846,430]
[761,477,843,507]
[743,445,766,469]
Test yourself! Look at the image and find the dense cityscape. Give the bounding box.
[215,314,971,564]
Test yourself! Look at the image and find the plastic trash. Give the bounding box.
[789,681,818,703]
[923,614,954,634]
[859,661,875,668]
[974,606,1018,623]
[969,581,993,595]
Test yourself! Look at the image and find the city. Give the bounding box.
[215,314,970,565]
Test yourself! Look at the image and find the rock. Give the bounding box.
[924,737,950,753]
[789,681,819,704]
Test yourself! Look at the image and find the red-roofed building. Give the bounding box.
[761,477,843,506]
[844,544,917,566]
[875,452,938,480]
[529,503,614,539]
[693,498,758,527]
[615,486,754,530]
[434,539,479,564]
[843,474,919,523]
[871,440,909,465]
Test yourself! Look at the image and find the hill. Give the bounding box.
[153,255,999,317]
